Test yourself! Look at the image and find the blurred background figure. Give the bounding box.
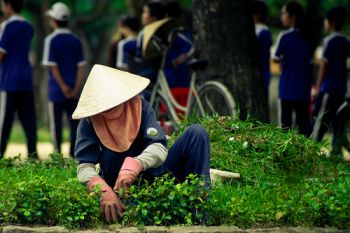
[252,0,272,122]
[312,7,350,156]
[0,0,37,158]
[107,25,123,68]
[163,1,193,116]
[134,1,166,82]
[116,15,140,71]
[273,1,312,137]
[42,2,86,156]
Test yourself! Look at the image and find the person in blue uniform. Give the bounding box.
[116,15,140,71]
[134,1,166,82]
[73,65,210,223]
[312,7,350,155]
[164,1,193,112]
[252,0,272,119]
[0,0,37,158]
[273,2,312,136]
[42,2,86,156]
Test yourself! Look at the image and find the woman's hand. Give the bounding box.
[114,157,143,198]
[87,176,125,223]
[172,54,187,68]
[60,83,73,99]
[100,188,125,222]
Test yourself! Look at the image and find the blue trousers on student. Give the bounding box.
[49,99,79,156]
[100,124,211,188]
[0,91,37,158]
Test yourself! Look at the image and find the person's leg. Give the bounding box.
[48,101,63,153]
[311,93,332,141]
[330,95,346,153]
[64,99,79,156]
[17,91,37,157]
[280,100,293,130]
[295,100,311,137]
[264,86,270,123]
[100,148,127,188]
[146,124,210,184]
[0,92,16,157]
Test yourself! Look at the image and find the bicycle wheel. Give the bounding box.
[191,81,236,117]
[152,92,177,134]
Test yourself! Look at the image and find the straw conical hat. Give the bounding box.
[72,64,150,119]
[142,18,179,59]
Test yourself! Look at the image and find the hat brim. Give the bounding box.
[72,65,150,120]
[46,10,69,21]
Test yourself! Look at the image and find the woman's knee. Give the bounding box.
[184,124,209,140]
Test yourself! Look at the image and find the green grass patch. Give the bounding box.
[0,116,349,229]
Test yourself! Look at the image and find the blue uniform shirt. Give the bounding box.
[255,23,272,89]
[74,98,167,164]
[0,15,33,92]
[274,29,312,101]
[117,37,137,69]
[320,32,350,95]
[132,30,161,82]
[42,28,85,102]
[164,31,193,88]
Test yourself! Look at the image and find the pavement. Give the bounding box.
[1,225,349,233]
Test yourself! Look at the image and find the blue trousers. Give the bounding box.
[100,124,211,188]
[0,91,37,158]
[49,99,79,156]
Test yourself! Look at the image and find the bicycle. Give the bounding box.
[148,29,236,131]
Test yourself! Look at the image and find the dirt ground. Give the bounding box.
[4,142,71,160]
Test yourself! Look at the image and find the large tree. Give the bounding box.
[192,0,268,121]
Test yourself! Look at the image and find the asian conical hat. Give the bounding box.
[142,18,171,57]
[72,64,150,119]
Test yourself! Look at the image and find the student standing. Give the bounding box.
[0,0,37,158]
[252,0,272,119]
[312,7,350,155]
[116,15,140,71]
[135,1,166,83]
[273,1,312,136]
[164,1,193,112]
[42,2,86,156]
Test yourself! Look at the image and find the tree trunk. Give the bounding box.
[192,0,268,121]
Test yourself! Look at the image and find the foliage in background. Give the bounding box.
[0,116,349,229]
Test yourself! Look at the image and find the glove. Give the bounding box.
[87,176,125,223]
[114,157,143,195]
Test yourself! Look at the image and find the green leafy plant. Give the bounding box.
[0,116,349,229]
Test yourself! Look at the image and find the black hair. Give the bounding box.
[3,0,23,13]
[284,1,305,29]
[119,15,140,32]
[146,1,166,20]
[326,7,348,30]
[166,1,181,18]
[55,20,69,28]
[252,0,268,23]
[284,1,317,56]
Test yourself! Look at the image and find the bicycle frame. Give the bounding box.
[149,49,205,124]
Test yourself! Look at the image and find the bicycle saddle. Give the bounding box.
[188,59,208,71]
